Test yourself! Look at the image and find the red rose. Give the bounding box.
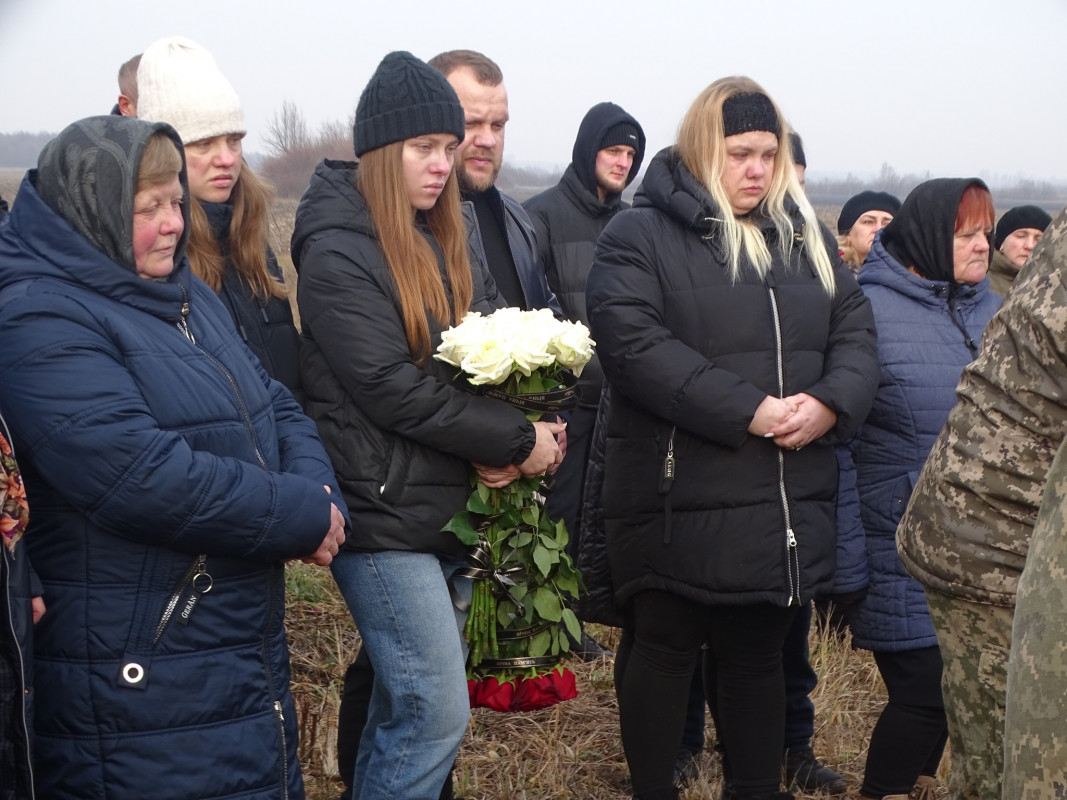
[468,676,515,713]
[510,667,577,712]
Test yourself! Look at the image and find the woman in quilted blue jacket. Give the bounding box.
[0,115,347,800]
[838,178,1001,800]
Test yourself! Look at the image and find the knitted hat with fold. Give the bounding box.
[994,205,1053,249]
[137,36,245,145]
[353,51,465,157]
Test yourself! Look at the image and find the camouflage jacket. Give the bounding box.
[897,206,1067,607]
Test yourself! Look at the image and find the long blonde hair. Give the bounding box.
[186,162,286,300]
[358,141,473,363]
[677,76,836,294]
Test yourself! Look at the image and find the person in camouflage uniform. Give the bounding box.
[1003,437,1067,800]
[897,204,1067,800]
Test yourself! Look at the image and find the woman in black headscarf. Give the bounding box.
[838,178,1001,799]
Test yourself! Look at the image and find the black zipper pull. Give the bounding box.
[177,560,214,626]
[659,428,676,494]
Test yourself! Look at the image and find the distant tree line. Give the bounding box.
[6,108,1066,213]
[0,132,55,168]
[806,163,1066,214]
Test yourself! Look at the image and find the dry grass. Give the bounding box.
[285,562,943,800]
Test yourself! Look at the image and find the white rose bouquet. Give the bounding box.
[434,308,595,712]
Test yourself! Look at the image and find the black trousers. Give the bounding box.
[618,590,796,798]
[861,646,947,798]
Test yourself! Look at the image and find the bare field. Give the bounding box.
[286,563,945,800]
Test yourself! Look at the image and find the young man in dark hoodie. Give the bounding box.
[523,102,645,662]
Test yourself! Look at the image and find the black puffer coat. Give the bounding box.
[203,202,304,405]
[292,160,537,557]
[585,147,878,609]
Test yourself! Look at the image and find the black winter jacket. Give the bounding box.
[203,201,304,405]
[585,148,878,609]
[525,166,622,408]
[293,160,537,557]
[462,186,561,315]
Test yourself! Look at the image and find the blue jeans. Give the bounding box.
[331,550,472,800]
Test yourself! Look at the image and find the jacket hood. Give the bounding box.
[0,172,194,323]
[861,232,989,308]
[571,102,646,200]
[880,177,990,284]
[36,115,190,274]
[290,159,376,269]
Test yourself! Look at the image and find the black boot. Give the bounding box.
[783,746,847,795]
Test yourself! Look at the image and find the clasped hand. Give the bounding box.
[747,393,836,450]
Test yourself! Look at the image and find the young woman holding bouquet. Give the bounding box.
[585,77,879,800]
[292,51,563,800]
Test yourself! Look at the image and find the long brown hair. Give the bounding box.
[357,141,472,363]
[186,162,286,300]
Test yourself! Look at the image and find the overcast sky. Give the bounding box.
[2,0,1065,181]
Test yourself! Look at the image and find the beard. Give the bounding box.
[456,148,501,194]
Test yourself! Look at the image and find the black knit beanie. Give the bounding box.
[837,191,902,234]
[722,92,779,138]
[600,122,642,153]
[995,205,1053,249]
[353,51,465,157]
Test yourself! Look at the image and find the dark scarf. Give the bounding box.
[880,177,989,284]
[36,115,190,273]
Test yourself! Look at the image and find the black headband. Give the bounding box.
[722,92,780,138]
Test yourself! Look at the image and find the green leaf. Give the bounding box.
[562,607,582,642]
[511,531,534,548]
[555,518,570,548]
[497,600,516,628]
[467,491,494,515]
[528,628,552,657]
[508,584,528,604]
[441,511,479,546]
[533,586,562,621]
[538,532,559,550]
[521,505,540,526]
[555,571,580,599]
[549,624,560,656]
[532,544,553,578]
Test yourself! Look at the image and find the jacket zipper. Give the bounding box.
[2,548,36,799]
[152,554,211,644]
[265,562,290,799]
[661,426,676,543]
[767,283,801,606]
[176,286,268,470]
[275,700,290,799]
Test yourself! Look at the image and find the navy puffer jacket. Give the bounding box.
[0,166,345,799]
[841,233,1000,651]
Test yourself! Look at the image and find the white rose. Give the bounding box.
[550,320,595,376]
[509,309,556,375]
[435,311,486,367]
[461,338,516,385]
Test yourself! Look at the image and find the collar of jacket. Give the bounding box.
[558,164,621,220]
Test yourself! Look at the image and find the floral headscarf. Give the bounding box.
[1,429,28,553]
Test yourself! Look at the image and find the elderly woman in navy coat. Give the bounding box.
[0,115,347,800]
[837,178,1001,800]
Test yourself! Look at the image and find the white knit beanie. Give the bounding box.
[137,36,245,145]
